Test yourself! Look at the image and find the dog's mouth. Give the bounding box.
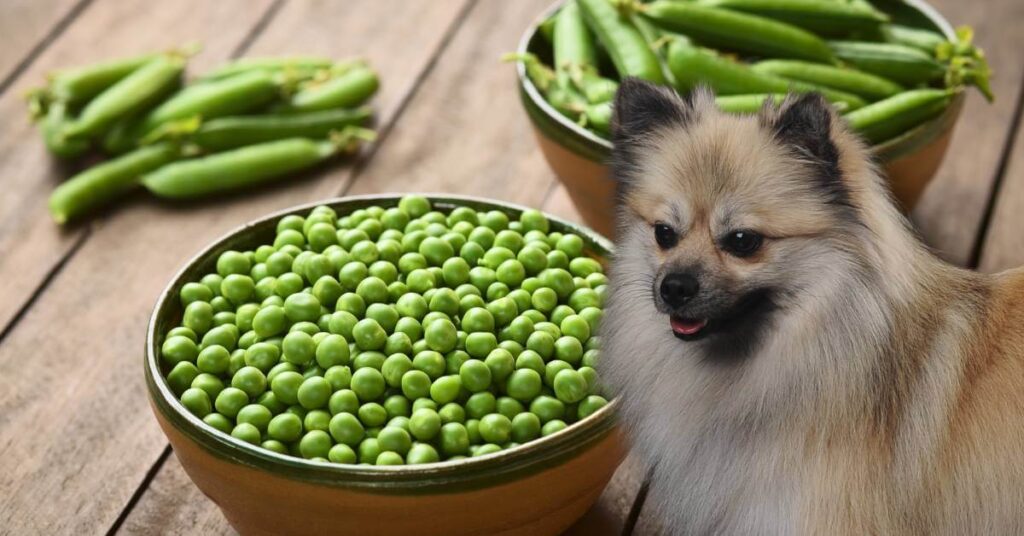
[670,316,709,340]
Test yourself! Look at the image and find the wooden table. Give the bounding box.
[0,1,1020,534]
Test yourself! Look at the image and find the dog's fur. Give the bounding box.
[602,79,1024,535]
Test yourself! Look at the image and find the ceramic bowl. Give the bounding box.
[146,194,624,536]
[515,0,965,237]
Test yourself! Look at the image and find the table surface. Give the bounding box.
[0,0,1021,534]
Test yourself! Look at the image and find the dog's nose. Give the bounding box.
[660,273,699,306]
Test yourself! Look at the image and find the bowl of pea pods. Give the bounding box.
[512,0,993,237]
[146,194,624,536]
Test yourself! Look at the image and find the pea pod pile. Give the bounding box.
[27,49,379,224]
[160,196,610,465]
[512,0,992,143]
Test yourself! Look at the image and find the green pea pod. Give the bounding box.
[140,70,281,134]
[695,0,887,36]
[843,88,953,144]
[142,132,371,199]
[583,101,612,135]
[63,54,185,140]
[279,66,379,113]
[642,1,836,63]
[751,60,903,100]
[580,73,619,104]
[48,53,157,105]
[554,0,597,77]
[539,15,558,44]
[714,93,787,113]
[193,106,373,151]
[42,101,89,159]
[828,41,945,86]
[880,24,945,55]
[199,56,334,82]
[49,143,180,223]
[578,0,666,83]
[666,40,866,109]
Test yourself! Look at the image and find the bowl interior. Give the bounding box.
[516,0,963,160]
[146,193,619,492]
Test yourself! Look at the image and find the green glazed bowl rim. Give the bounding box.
[515,0,964,163]
[146,193,619,493]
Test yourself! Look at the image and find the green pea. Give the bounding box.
[384,394,411,419]
[377,426,413,455]
[356,437,382,464]
[506,369,542,402]
[547,250,570,270]
[252,305,285,338]
[569,288,601,311]
[460,242,486,266]
[515,350,546,376]
[257,391,287,414]
[429,375,462,405]
[459,359,493,392]
[385,332,413,356]
[511,412,541,442]
[352,318,387,351]
[315,334,350,368]
[183,301,214,335]
[203,413,233,434]
[479,210,509,231]
[281,331,315,365]
[465,391,497,419]
[167,362,200,395]
[232,366,267,398]
[577,395,608,419]
[530,395,566,423]
[531,287,558,314]
[439,422,470,456]
[438,402,466,425]
[297,376,331,409]
[484,348,516,383]
[237,403,273,432]
[554,336,584,365]
[553,369,588,404]
[328,389,360,415]
[375,451,404,465]
[465,332,498,359]
[541,419,567,436]
[325,443,356,464]
[195,345,229,375]
[181,387,212,417]
[382,354,414,387]
[358,402,388,427]
[232,422,262,445]
[424,317,457,353]
[351,367,386,401]
[406,443,440,465]
[215,387,249,418]
[479,413,513,444]
[299,430,332,459]
[162,335,199,365]
[180,283,213,307]
[328,412,365,446]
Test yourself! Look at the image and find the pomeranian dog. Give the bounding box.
[601,79,1024,535]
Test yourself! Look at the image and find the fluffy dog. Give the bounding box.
[601,79,1024,535]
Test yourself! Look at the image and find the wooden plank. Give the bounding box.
[0,2,469,534]
[0,0,280,335]
[118,454,234,536]
[564,453,648,535]
[977,106,1024,272]
[0,0,85,86]
[910,0,1024,265]
[344,0,557,205]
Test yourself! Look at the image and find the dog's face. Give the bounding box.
[610,80,862,362]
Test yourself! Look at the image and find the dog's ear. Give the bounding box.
[610,79,707,201]
[765,93,847,206]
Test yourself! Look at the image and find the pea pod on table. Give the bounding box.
[63,53,186,140]
[751,60,903,100]
[192,106,373,151]
[140,69,282,135]
[199,56,334,82]
[578,0,666,83]
[695,0,888,37]
[42,101,89,159]
[277,65,379,113]
[142,129,373,199]
[640,1,836,63]
[48,53,156,105]
[49,143,181,224]
[666,39,866,109]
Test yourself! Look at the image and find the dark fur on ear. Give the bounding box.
[766,93,849,208]
[610,79,696,202]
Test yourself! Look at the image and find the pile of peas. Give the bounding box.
[160,196,609,465]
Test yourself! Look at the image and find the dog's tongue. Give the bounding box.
[670,317,707,336]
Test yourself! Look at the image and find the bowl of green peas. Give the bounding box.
[514,0,990,237]
[146,194,623,536]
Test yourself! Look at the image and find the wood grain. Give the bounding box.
[345,0,557,206]
[0,1,468,534]
[0,0,85,85]
[910,0,1024,265]
[118,454,234,536]
[977,106,1024,272]
[0,0,279,335]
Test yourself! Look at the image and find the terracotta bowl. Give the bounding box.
[515,0,965,237]
[146,194,625,536]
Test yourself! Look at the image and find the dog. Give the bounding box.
[600,78,1024,535]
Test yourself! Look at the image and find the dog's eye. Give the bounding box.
[721,230,763,257]
[654,223,678,249]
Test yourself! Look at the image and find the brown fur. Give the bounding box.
[601,81,1024,534]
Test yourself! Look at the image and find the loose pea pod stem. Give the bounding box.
[843,88,953,144]
[47,53,157,105]
[696,0,888,37]
[42,101,89,159]
[828,41,945,86]
[192,106,373,151]
[278,66,379,113]
[665,40,866,109]
[63,54,186,140]
[751,60,903,100]
[142,129,374,199]
[199,56,334,82]
[577,0,666,83]
[640,1,836,63]
[48,143,181,224]
[140,69,281,134]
